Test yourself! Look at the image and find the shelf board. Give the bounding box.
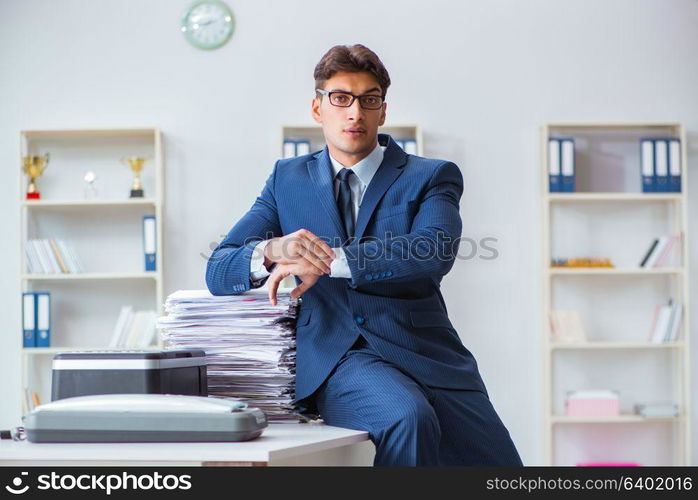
[21,198,158,208]
[548,267,683,276]
[551,414,681,424]
[22,272,159,281]
[550,342,684,350]
[547,193,682,202]
[545,122,681,129]
[22,346,161,356]
[21,128,159,140]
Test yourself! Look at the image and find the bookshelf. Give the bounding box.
[19,128,164,413]
[281,124,423,158]
[541,122,690,465]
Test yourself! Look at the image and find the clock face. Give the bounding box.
[181,0,235,50]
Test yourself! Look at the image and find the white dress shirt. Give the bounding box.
[249,141,387,285]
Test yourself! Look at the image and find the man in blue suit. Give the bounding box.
[206,44,522,466]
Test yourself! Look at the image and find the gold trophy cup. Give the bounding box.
[23,153,50,200]
[121,157,148,198]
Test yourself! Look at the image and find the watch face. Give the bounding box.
[181,0,235,50]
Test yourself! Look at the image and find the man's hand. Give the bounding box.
[267,263,323,305]
[263,229,335,273]
[264,229,335,305]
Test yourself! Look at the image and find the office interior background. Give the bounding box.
[1,0,697,465]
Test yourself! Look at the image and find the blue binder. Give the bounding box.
[403,139,417,155]
[668,138,681,193]
[560,138,575,192]
[143,215,156,272]
[22,292,36,348]
[654,139,669,193]
[295,140,310,156]
[640,138,655,193]
[35,291,51,348]
[548,138,561,193]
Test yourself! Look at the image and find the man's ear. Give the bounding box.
[311,97,322,124]
[378,102,387,126]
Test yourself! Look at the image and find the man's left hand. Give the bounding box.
[266,262,324,306]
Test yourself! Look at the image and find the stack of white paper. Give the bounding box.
[156,289,300,421]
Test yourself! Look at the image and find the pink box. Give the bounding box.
[566,397,619,417]
[577,462,640,467]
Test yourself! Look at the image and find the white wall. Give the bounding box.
[1,0,697,465]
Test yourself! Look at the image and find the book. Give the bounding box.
[638,238,658,267]
[549,310,587,343]
[648,300,682,343]
[640,233,682,268]
[109,306,134,348]
[48,239,69,273]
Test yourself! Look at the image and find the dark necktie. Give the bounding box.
[336,167,355,241]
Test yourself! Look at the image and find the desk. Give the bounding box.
[0,423,375,466]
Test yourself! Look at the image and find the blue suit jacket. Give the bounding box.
[206,133,488,405]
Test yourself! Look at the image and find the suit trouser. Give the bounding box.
[308,335,524,466]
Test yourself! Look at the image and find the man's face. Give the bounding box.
[311,71,387,165]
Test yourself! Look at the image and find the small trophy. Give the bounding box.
[83,171,98,199]
[121,157,148,198]
[22,153,50,200]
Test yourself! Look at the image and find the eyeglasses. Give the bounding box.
[315,89,385,110]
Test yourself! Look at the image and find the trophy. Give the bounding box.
[22,153,50,200]
[83,171,98,199]
[121,157,148,198]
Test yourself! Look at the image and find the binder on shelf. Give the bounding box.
[282,140,295,159]
[35,291,51,348]
[403,139,417,155]
[295,140,310,156]
[282,139,311,158]
[654,139,669,193]
[142,215,156,272]
[560,138,575,192]
[22,292,36,348]
[548,138,561,193]
[640,138,655,193]
[668,138,681,193]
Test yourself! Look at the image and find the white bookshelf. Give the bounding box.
[19,128,165,413]
[541,122,690,465]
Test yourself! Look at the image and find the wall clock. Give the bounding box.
[181,0,235,50]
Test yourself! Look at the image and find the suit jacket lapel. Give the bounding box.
[306,133,409,246]
[354,134,408,243]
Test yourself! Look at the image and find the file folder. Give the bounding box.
[640,139,655,193]
[35,291,51,348]
[654,139,669,192]
[22,292,36,348]
[283,140,296,159]
[404,139,417,155]
[143,215,157,272]
[548,138,561,193]
[560,138,575,192]
[295,140,310,156]
[669,138,681,193]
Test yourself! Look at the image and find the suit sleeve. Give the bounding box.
[342,161,463,288]
[206,160,282,295]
